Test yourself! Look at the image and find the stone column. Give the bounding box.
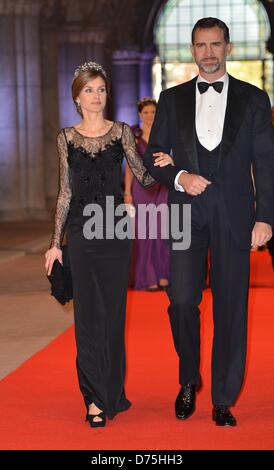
[0,8,21,219]
[0,0,47,220]
[112,49,141,125]
[40,26,60,208]
[139,50,155,99]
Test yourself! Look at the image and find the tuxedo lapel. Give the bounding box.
[219,75,249,166]
[176,77,199,172]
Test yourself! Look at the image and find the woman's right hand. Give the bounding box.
[45,246,62,276]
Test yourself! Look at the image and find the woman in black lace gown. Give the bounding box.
[45,62,171,427]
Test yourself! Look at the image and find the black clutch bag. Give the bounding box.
[47,245,73,305]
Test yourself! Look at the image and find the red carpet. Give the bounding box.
[250,250,274,287]
[0,252,274,450]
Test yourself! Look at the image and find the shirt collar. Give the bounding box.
[197,72,228,85]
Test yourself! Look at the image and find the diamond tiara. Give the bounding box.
[73,61,107,80]
[137,96,156,106]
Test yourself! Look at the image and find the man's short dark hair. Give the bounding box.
[191,17,230,44]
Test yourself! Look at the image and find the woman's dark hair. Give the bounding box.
[191,17,230,44]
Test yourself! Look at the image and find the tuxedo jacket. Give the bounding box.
[143,75,274,248]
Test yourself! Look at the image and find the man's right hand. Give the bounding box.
[178,173,211,195]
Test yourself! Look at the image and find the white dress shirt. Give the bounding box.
[175,72,229,191]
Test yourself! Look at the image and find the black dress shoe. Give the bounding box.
[175,383,197,420]
[212,406,237,427]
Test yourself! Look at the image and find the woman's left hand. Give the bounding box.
[124,193,133,204]
[153,152,174,167]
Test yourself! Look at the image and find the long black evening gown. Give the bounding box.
[50,122,154,419]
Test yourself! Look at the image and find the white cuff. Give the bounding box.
[174,170,188,192]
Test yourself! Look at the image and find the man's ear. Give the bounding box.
[226,42,233,57]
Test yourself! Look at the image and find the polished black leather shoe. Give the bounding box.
[212,406,237,427]
[175,384,197,420]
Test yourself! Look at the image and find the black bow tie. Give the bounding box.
[198,81,224,94]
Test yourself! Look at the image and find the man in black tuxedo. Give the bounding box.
[144,17,274,426]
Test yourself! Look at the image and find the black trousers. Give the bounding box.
[167,184,250,406]
[267,236,274,269]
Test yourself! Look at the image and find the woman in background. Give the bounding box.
[124,97,171,291]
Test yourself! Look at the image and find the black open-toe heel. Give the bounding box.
[86,411,106,428]
[146,285,160,292]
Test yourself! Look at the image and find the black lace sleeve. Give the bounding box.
[50,131,72,248]
[122,123,155,187]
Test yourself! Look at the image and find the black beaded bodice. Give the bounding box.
[50,122,154,248]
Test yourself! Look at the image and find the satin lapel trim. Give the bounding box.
[219,76,249,166]
[176,78,199,172]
